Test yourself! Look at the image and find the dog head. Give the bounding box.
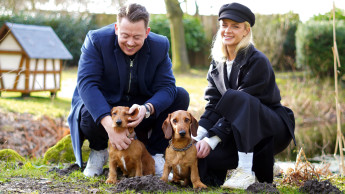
[162,110,198,140]
[111,106,139,133]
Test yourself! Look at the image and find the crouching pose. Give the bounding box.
[67,3,189,178]
[193,2,296,190]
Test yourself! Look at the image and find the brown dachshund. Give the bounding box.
[106,106,155,184]
[160,110,207,189]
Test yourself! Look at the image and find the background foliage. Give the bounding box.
[253,12,299,71]
[296,20,345,78]
[1,8,345,77]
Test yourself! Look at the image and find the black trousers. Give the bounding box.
[79,87,190,155]
[198,90,293,186]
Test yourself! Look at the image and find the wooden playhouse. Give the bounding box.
[0,22,72,97]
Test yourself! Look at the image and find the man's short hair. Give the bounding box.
[117,3,150,28]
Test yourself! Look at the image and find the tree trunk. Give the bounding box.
[164,0,190,73]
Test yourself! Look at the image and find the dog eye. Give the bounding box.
[172,119,177,123]
[112,112,117,115]
[185,118,190,122]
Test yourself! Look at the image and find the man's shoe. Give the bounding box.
[221,167,257,189]
[152,153,165,177]
[83,148,108,177]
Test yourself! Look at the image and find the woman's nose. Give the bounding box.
[225,26,232,33]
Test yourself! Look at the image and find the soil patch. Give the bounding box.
[246,182,279,194]
[299,179,342,194]
[51,163,189,193]
[115,175,182,193]
[0,109,69,158]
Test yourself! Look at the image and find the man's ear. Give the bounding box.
[145,27,151,38]
[115,23,118,35]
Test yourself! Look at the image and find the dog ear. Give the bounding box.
[162,114,172,139]
[189,113,199,137]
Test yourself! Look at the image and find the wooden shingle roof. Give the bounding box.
[0,22,72,60]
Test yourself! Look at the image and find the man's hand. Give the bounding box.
[101,115,131,150]
[196,139,211,158]
[127,104,146,128]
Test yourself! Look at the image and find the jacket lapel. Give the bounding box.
[210,61,228,95]
[114,37,127,94]
[137,39,150,87]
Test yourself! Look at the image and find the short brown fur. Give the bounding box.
[106,106,155,184]
[160,110,207,189]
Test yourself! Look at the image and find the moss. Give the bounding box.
[43,134,91,164]
[0,149,26,162]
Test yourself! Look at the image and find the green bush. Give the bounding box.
[311,8,345,21]
[296,20,345,77]
[150,14,207,61]
[0,13,98,67]
[253,12,299,70]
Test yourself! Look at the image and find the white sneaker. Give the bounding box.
[221,167,257,189]
[152,154,165,177]
[83,148,108,177]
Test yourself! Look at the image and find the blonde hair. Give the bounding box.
[210,21,253,63]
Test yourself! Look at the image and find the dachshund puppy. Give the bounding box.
[106,106,155,184]
[160,110,207,189]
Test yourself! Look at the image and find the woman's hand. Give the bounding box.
[196,139,211,158]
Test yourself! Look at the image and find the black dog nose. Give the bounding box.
[179,130,186,137]
[116,119,122,126]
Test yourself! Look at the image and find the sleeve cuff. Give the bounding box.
[192,126,208,141]
[96,113,110,126]
[204,136,221,150]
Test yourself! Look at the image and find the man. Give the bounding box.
[67,3,189,177]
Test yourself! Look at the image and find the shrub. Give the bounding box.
[296,20,345,78]
[253,12,299,70]
[150,14,207,66]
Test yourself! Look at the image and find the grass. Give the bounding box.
[0,159,343,193]
[0,67,345,193]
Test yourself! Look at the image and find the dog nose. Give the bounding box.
[179,130,186,137]
[116,119,122,126]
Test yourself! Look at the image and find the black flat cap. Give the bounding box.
[218,3,255,27]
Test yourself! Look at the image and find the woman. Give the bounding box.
[193,2,295,190]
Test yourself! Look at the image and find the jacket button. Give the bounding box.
[218,123,222,127]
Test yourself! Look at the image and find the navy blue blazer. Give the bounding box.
[67,23,177,167]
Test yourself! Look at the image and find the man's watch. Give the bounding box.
[143,104,150,119]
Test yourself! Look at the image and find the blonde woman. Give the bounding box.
[193,2,295,190]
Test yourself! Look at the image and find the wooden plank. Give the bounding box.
[43,59,46,90]
[0,70,60,74]
[0,58,3,89]
[0,50,23,54]
[13,55,25,89]
[3,88,58,92]
[31,59,38,90]
[58,60,62,90]
[52,59,57,89]
[24,55,30,93]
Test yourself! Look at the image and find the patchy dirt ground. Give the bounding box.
[246,182,280,194]
[299,179,343,194]
[0,108,69,158]
[1,110,344,193]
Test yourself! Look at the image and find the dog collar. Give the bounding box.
[169,139,193,152]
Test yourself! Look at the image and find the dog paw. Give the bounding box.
[193,182,207,189]
[105,178,117,184]
[160,177,168,183]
